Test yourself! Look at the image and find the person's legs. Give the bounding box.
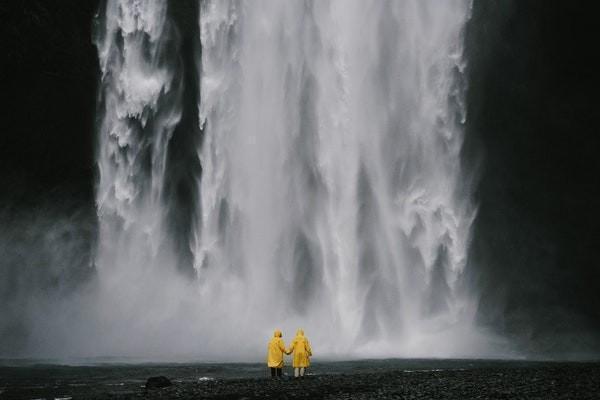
[300,367,305,377]
[270,367,276,377]
[276,368,282,377]
[294,367,299,377]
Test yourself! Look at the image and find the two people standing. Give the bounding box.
[267,329,312,378]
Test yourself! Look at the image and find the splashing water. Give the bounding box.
[92,0,488,360]
[95,0,181,274]
[93,0,193,356]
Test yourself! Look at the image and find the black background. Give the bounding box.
[466,1,599,354]
[0,0,598,356]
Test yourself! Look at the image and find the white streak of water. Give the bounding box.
[196,0,482,357]
[85,0,496,360]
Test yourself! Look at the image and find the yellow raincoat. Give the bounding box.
[267,330,287,368]
[287,329,312,368]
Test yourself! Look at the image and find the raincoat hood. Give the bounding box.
[296,329,304,336]
[274,330,282,337]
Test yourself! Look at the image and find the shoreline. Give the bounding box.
[2,355,599,368]
[1,360,599,399]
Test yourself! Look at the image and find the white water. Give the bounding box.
[96,0,180,276]
[92,0,193,357]
[89,0,490,360]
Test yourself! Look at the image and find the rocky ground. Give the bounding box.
[1,362,599,399]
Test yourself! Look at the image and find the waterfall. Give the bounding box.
[92,0,484,359]
[95,0,185,272]
[93,0,190,354]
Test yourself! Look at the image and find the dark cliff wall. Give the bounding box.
[0,0,100,355]
[465,0,600,355]
[1,0,99,203]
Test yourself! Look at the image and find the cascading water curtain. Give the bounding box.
[93,0,187,349]
[95,0,184,266]
[93,0,486,359]
[197,0,480,357]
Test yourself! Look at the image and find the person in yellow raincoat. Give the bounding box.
[287,329,312,377]
[267,329,287,377]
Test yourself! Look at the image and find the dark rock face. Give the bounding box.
[1,0,99,199]
[146,376,173,389]
[464,0,600,355]
[0,0,100,357]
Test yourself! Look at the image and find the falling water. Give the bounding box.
[93,0,484,359]
[196,0,478,356]
[95,0,181,271]
[93,0,193,356]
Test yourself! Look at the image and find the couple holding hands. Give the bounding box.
[267,329,312,378]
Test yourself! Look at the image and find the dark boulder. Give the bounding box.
[145,376,172,389]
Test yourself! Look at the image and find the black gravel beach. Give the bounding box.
[1,360,599,399]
